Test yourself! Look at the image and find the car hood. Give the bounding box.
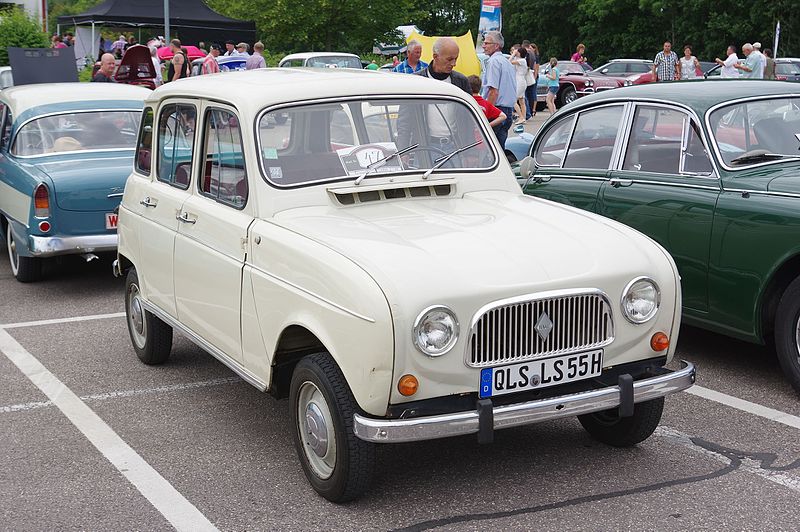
[32,152,133,212]
[272,190,668,311]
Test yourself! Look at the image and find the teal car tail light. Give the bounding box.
[34,184,50,218]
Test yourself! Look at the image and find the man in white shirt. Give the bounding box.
[715,45,740,78]
[751,42,766,78]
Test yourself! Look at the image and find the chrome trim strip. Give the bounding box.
[354,361,696,443]
[141,300,268,391]
[247,265,375,323]
[619,179,720,191]
[28,234,117,256]
[724,187,800,199]
[705,93,800,172]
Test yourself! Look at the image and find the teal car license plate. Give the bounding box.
[479,349,603,398]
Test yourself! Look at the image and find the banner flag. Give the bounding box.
[774,21,781,57]
[475,0,502,52]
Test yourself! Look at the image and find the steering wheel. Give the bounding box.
[403,145,450,170]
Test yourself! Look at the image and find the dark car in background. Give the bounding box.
[776,58,800,81]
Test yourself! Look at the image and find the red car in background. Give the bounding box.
[538,60,654,109]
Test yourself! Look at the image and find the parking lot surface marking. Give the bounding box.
[0,311,126,329]
[687,385,800,430]
[0,376,240,413]
[0,328,219,532]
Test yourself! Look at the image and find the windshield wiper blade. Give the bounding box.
[730,152,798,165]
[422,139,483,179]
[354,143,419,185]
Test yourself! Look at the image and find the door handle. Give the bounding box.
[176,212,196,224]
[609,178,633,188]
[140,197,157,207]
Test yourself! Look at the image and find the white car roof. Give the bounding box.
[146,68,470,115]
[1,82,148,116]
[280,52,360,61]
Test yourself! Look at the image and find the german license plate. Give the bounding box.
[479,349,603,398]
[105,212,118,230]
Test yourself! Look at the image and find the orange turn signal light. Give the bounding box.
[650,332,670,352]
[398,374,419,396]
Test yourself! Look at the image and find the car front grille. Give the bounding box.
[467,290,614,368]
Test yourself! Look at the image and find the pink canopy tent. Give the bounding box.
[157,45,205,60]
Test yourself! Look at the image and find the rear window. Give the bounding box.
[12,110,140,156]
[257,98,496,187]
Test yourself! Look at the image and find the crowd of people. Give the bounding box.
[652,40,776,81]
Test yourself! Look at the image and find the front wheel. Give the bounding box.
[290,353,375,502]
[578,397,664,447]
[774,276,800,393]
[558,86,577,108]
[125,267,173,365]
[5,218,42,283]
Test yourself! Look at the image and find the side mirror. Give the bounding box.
[513,124,525,134]
[601,68,608,74]
[519,156,536,179]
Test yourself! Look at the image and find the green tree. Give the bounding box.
[0,7,50,66]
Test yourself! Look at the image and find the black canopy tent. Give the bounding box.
[57,0,256,58]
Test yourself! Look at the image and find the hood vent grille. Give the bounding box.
[334,184,452,206]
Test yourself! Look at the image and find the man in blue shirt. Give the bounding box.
[393,40,428,74]
[481,31,516,148]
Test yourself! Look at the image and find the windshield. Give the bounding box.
[306,56,362,69]
[776,62,800,76]
[12,110,141,156]
[258,98,496,186]
[709,97,800,166]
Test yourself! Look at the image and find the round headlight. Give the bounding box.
[413,306,459,356]
[586,79,593,87]
[621,277,660,324]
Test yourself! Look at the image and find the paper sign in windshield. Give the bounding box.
[336,143,404,176]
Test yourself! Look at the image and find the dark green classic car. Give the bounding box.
[517,81,800,392]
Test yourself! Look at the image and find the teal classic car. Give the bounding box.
[518,81,800,392]
[0,83,147,282]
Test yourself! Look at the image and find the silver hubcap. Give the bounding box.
[127,282,147,348]
[297,381,336,479]
[6,222,19,276]
[566,90,576,102]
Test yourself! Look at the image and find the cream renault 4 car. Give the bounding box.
[115,69,695,502]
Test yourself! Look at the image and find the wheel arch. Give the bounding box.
[269,324,327,399]
[759,252,800,342]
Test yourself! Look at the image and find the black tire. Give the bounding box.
[558,86,577,108]
[290,353,375,503]
[5,218,42,283]
[125,267,173,365]
[578,397,664,447]
[774,276,800,393]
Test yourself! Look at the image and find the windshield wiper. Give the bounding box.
[354,143,419,185]
[422,139,483,179]
[730,152,799,165]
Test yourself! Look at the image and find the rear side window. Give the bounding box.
[157,103,196,189]
[135,107,154,174]
[200,109,247,208]
[563,105,624,170]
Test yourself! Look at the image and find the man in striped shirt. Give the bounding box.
[652,41,680,82]
[392,40,428,74]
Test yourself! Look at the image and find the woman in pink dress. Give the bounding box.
[571,43,586,64]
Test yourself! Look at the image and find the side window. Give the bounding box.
[603,63,626,75]
[135,107,154,174]
[200,109,247,208]
[682,123,714,175]
[564,106,623,170]
[157,103,196,189]
[623,106,685,174]
[534,115,575,166]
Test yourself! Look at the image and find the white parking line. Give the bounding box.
[0,328,219,532]
[0,377,241,414]
[686,385,800,430]
[0,311,126,329]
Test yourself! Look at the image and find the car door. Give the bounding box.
[134,100,198,317]
[523,104,626,213]
[601,103,719,312]
[173,104,253,363]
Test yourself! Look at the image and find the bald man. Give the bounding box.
[92,53,116,82]
[415,37,470,94]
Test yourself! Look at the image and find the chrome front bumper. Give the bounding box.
[353,361,695,443]
[28,234,117,257]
